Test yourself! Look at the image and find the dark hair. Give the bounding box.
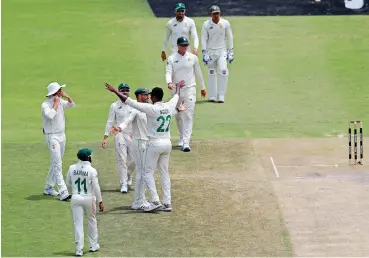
[151,87,163,101]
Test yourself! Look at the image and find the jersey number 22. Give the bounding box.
[156,115,171,132]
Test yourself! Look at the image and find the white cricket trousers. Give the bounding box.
[172,86,196,146]
[144,139,172,204]
[44,132,68,193]
[114,133,135,186]
[70,195,99,252]
[131,139,148,205]
[207,49,229,102]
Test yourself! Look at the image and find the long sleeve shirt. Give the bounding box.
[162,16,199,53]
[125,95,179,141]
[118,106,148,141]
[165,52,205,90]
[201,18,234,51]
[104,100,133,136]
[41,97,75,134]
[66,161,103,203]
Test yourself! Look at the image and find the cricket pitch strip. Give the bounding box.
[256,137,369,256]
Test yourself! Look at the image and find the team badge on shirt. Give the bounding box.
[220,24,224,28]
[184,22,188,27]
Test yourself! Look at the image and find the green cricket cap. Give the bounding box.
[210,5,221,14]
[135,88,151,95]
[175,2,186,10]
[118,83,130,91]
[177,36,190,46]
[77,148,93,160]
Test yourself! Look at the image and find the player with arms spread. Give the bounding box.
[105,81,185,212]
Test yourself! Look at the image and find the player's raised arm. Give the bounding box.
[125,98,156,117]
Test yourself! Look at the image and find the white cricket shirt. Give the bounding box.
[165,52,205,89]
[162,16,199,53]
[66,161,103,202]
[201,18,234,51]
[104,100,133,136]
[118,106,148,141]
[125,95,179,142]
[41,97,76,134]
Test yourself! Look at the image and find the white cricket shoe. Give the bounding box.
[131,201,151,210]
[76,250,83,257]
[43,186,59,196]
[89,244,100,252]
[120,184,128,194]
[143,201,162,212]
[182,145,191,152]
[60,191,71,201]
[177,139,184,147]
[160,203,173,212]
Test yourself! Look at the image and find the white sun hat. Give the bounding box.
[46,82,66,97]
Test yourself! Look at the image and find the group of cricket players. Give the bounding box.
[40,3,234,256]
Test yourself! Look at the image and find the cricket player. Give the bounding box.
[109,88,155,211]
[105,81,186,212]
[66,148,104,257]
[166,36,206,152]
[41,81,75,201]
[201,5,234,103]
[161,2,199,61]
[102,83,135,194]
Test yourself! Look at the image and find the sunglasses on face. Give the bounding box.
[119,89,130,92]
[176,9,185,13]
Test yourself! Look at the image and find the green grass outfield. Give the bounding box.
[2,0,369,256]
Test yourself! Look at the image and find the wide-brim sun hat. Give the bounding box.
[46,82,66,97]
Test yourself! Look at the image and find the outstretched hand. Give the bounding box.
[105,83,116,93]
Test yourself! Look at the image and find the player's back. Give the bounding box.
[146,98,178,142]
[67,161,97,196]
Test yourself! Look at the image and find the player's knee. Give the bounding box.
[219,68,229,76]
[208,68,216,76]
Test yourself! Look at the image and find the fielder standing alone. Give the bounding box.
[41,82,75,201]
[201,5,234,103]
[66,148,104,257]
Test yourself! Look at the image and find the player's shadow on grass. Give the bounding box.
[53,251,76,257]
[105,205,161,215]
[196,99,210,105]
[25,194,57,201]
